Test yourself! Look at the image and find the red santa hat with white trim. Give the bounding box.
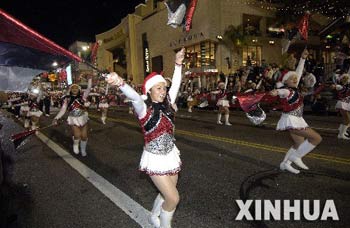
[275,70,297,88]
[141,72,167,100]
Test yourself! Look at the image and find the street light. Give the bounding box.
[82,45,89,51]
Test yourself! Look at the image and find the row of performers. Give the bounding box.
[185,64,350,141]
[6,76,110,157]
[8,53,350,159]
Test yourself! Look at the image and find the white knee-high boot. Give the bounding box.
[31,122,38,130]
[24,119,30,128]
[289,140,316,170]
[73,138,80,154]
[160,208,175,228]
[224,114,232,126]
[149,194,164,228]
[338,124,350,139]
[279,147,300,174]
[217,113,222,124]
[101,115,106,124]
[80,139,88,157]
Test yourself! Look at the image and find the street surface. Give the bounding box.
[0,106,349,228]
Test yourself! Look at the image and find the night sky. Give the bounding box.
[0,0,145,48]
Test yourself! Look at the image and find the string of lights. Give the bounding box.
[229,0,349,20]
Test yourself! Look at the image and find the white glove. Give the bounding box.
[106,72,124,86]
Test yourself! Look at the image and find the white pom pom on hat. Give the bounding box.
[275,82,284,88]
[141,72,167,100]
[281,71,297,83]
[217,81,225,88]
[339,73,350,84]
[275,70,296,88]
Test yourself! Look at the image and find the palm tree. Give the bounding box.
[221,24,248,70]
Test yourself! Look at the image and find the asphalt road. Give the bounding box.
[1,106,349,228]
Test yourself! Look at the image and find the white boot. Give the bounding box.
[217,114,222,125]
[280,161,300,174]
[224,114,232,126]
[338,124,350,140]
[149,194,164,228]
[31,124,39,130]
[160,208,175,228]
[73,139,80,155]
[24,119,30,128]
[289,140,315,170]
[280,147,300,174]
[188,107,192,113]
[101,116,106,124]
[80,139,88,157]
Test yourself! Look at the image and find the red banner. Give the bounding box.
[185,0,198,32]
[298,12,310,41]
[237,92,266,112]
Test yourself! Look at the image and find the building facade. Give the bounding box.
[95,0,322,87]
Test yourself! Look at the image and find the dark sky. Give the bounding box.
[0,0,145,48]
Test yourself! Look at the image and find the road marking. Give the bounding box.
[36,132,153,228]
[92,115,350,166]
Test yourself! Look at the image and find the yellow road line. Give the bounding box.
[90,114,350,166]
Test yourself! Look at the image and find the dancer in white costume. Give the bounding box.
[18,94,30,129]
[211,75,232,126]
[27,88,43,130]
[53,75,92,156]
[270,49,322,174]
[99,84,109,124]
[106,48,185,228]
[333,73,350,139]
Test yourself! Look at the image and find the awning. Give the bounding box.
[0,8,82,91]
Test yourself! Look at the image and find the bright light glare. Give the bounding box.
[32,88,40,94]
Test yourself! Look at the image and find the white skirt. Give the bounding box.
[27,110,43,118]
[216,99,230,107]
[335,100,350,111]
[99,103,109,108]
[139,145,182,176]
[276,113,309,131]
[67,112,89,126]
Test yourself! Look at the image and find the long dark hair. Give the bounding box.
[144,93,175,120]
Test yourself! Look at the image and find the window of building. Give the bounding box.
[243,14,262,36]
[111,47,126,68]
[242,46,262,66]
[153,0,162,9]
[266,17,284,38]
[184,41,216,69]
[152,55,163,73]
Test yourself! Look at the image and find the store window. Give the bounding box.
[184,41,216,69]
[242,46,262,66]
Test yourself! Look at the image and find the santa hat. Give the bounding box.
[217,81,225,89]
[275,70,294,88]
[275,81,284,88]
[281,71,297,83]
[141,72,167,100]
